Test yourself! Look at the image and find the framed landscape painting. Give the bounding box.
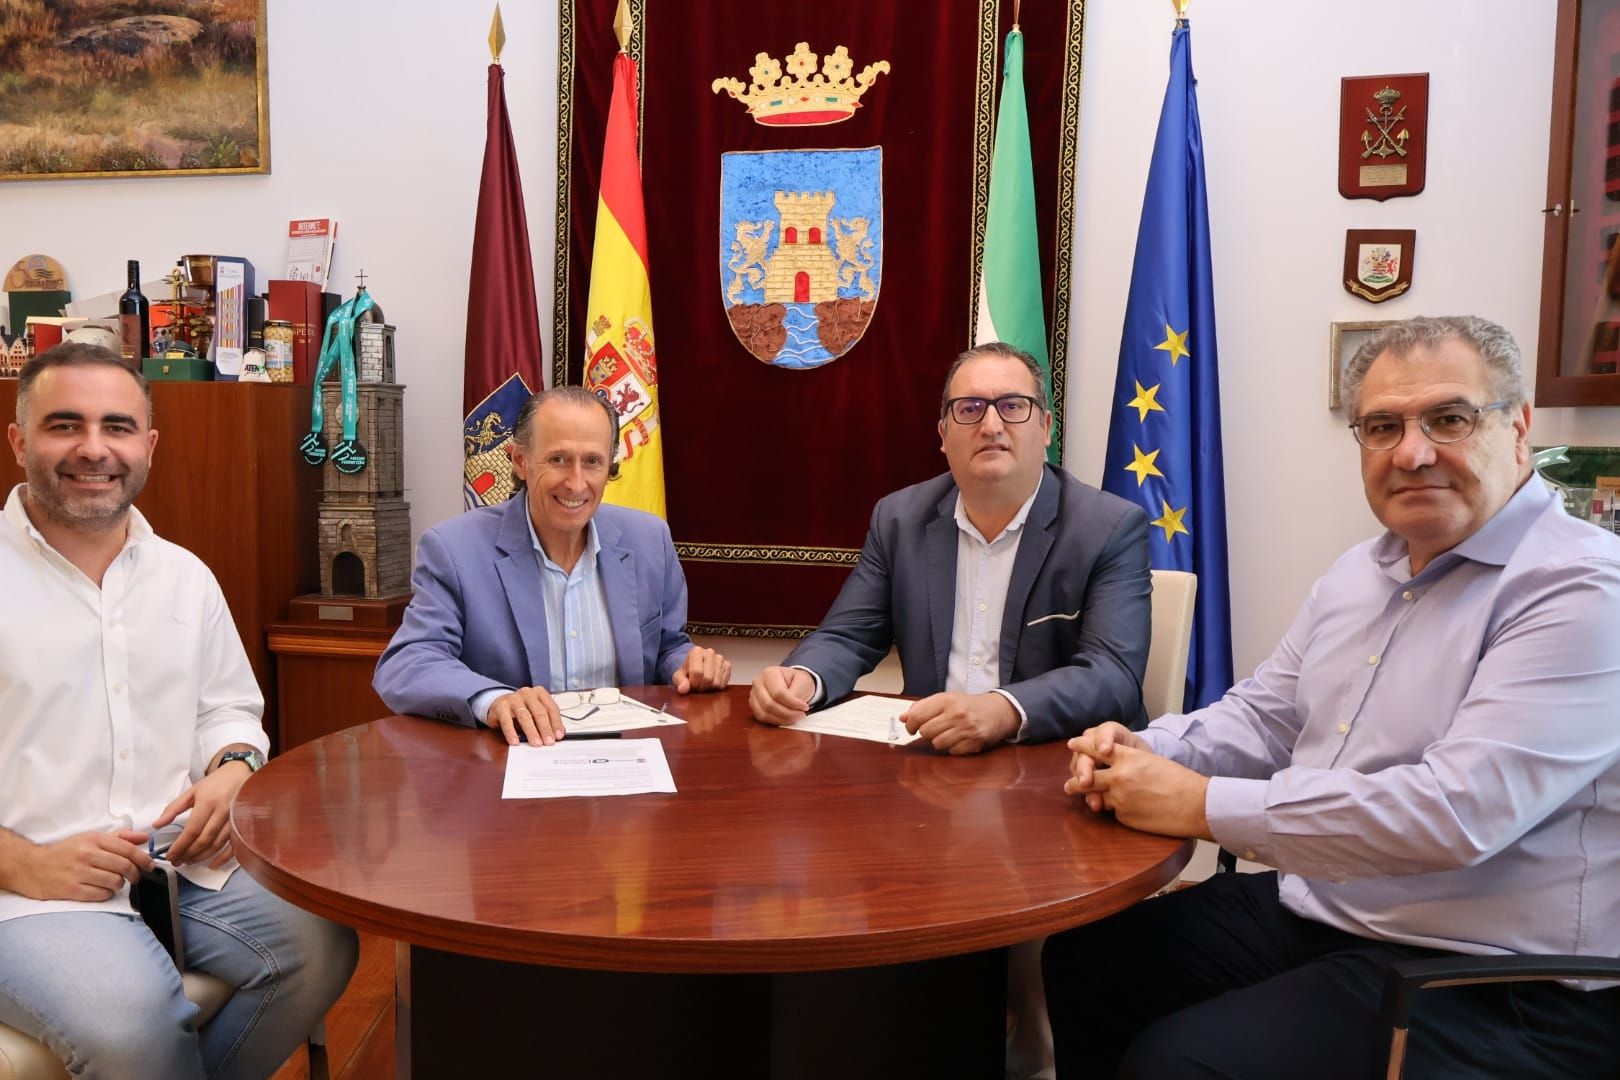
[0,0,268,181]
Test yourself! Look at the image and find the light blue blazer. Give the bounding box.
[373,496,694,725]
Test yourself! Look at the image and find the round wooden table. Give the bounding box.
[233,686,1191,1077]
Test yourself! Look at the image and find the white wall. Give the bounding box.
[1070,0,1620,677]
[5,0,1616,683]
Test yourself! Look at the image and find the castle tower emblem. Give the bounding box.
[719,148,883,369]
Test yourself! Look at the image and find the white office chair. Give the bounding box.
[1144,569,1197,720]
[1007,569,1201,1079]
[0,973,328,1080]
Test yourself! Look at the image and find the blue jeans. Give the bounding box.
[0,870,357,1080]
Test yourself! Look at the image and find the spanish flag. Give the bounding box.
[583,48,665,518]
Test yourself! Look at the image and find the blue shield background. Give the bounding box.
[719,147,883,369]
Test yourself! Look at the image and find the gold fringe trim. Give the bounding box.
[675,541,861,567]
[685,622,813,639]
[551,0,579,384]
[1048,0,1088,445]
[968,0,999,344]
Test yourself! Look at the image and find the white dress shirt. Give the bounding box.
[946,473,1042,732]
[0,485,268,923]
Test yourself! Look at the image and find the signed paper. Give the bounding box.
[501,739,677,799]
[785,693,921,746]
[561,694,685,735]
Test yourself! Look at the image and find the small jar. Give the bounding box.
[263,320,295,383]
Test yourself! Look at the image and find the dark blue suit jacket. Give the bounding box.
[373,497,694,725]
[783,464,1151,741]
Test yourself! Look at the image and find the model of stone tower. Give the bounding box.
[315,321,413,598]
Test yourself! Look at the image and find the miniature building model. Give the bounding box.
[353,322,396,383]
[1,334,29,376]
[763,191,839,304]
[314,356,413,598]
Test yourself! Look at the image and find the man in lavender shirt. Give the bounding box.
[1044,316,1620,1078]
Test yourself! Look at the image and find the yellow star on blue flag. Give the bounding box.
[1127,380,1166,423]
[1154,324,1190,366]
[1151,499,1190,541]
[1125,444,1163,487]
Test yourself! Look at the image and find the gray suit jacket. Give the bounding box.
[784,464,1151,741]
[373,497,694,726]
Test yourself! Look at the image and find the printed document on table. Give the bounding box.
[562,695,685,735]
[502,739,677,799]
[787,694,921,746]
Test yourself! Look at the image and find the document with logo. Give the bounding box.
[502,738,677,799]
[786,693,921,746]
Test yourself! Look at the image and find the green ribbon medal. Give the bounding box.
[300,289,376,473]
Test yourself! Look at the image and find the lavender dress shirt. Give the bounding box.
[1145,478,1620,962]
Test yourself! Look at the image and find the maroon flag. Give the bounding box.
[463,62,543,509]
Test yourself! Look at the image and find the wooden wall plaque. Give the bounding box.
[1340,73,1429,200]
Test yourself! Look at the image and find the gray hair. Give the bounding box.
[939,341,1051,419]
[1341,316,1526,416]
[16,342,152,427]
[510,385,621,491]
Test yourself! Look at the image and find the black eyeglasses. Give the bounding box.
[1348,401,1511,450]
[943,394,1042,425]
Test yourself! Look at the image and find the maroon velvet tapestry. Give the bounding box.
[554,0,1085,635]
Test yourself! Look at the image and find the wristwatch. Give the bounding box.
[217,749,266,773]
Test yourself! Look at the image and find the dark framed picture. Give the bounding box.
[0,0,268,181]
[1328,320,1394,409]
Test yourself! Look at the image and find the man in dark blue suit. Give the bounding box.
[375,387,730,746]
[749,342,1152,754]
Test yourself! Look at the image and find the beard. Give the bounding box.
[24,456,149,532]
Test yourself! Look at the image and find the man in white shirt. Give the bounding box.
[748,342,1152,752]
[0,344,357,1080]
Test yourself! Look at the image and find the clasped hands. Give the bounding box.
[12,757,253,902]
[484,646,731,746]
[747,667,1020,755]
[1065,721,1213,840]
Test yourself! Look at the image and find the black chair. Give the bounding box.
[1378,953,1620,1079]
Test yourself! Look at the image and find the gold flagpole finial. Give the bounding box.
[1172,0,1191,19]
[613,0,634,53]
[1012,0,1022,31]
[488,4,506,63]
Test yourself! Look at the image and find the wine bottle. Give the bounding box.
[118,259,150,365]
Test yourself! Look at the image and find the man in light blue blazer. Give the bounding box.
[375,387,730,745]
[749,342,1152,753]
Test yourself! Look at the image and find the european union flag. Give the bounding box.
[1101,19,1233,712]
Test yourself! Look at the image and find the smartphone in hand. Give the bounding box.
[129,861,184,969]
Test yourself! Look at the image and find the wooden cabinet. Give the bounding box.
[266,623,396,750]
[1539,0,1620,404]
[0,380,319,743]
[267,595,408,749]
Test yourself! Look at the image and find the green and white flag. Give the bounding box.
[975,28,1056,461]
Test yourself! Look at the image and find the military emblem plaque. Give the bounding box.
[1343,228,1416,303]
[1338,73,1428,201]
